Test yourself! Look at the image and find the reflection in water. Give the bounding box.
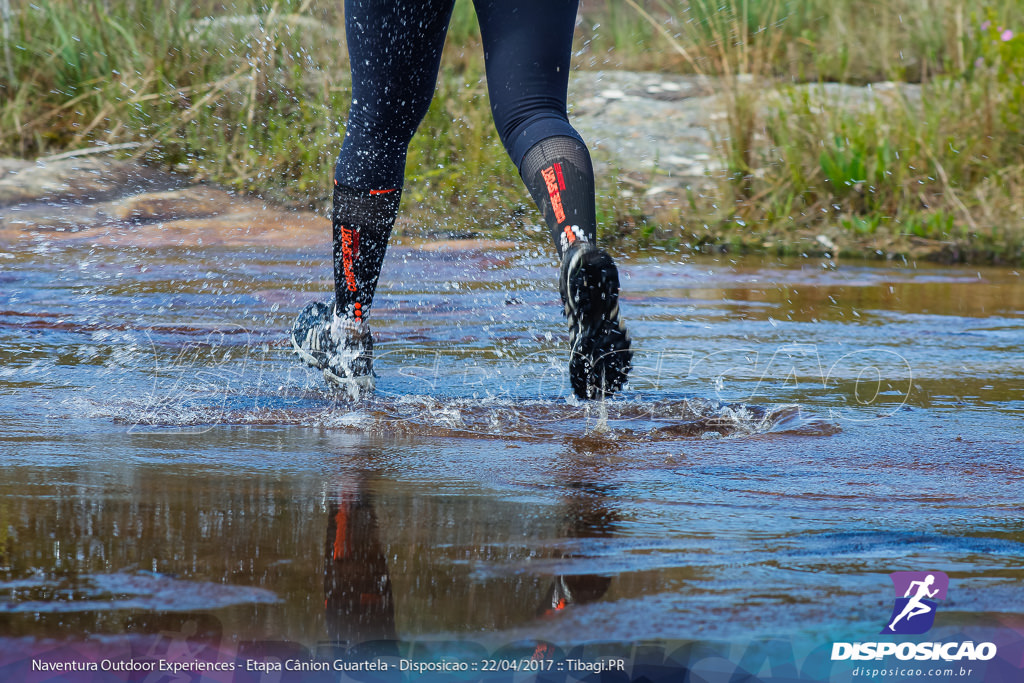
[536,484,615,619]
[0,449,636,647]
[322,474,617,645]
[324,475,396,643]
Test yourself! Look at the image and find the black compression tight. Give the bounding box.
[334,0,585,189]
[331,0,599,321]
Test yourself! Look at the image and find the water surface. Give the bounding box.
[1,237,1022,679]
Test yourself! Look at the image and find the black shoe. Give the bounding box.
[291,300,375,394]
[559,243,632,399]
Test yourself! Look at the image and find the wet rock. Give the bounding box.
[406,238,518,252]
[0,158,328,248]
[0,159,32,181]
[110,186,235,222]
[569,70,922,197]
[0,158,179,207]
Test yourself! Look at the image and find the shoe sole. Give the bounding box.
[291,332,326,369]
[291,302,375,395]
[323,366,376,397]
[565,247,632,399]
[290,300,333,370]
[293,333,376,397]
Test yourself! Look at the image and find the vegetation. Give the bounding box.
[612,0,1024,263]
[2,0,1023,262]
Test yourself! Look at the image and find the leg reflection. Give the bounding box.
[323,478,396,643]
[539,483,616,617]
[323,478,620,637]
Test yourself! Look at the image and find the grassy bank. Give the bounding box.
[2,1,1023,263]
[615,0,1024,264]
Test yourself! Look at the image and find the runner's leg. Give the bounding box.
[473,0,595,257]
[332,0,457,324]
[475,0,632,399]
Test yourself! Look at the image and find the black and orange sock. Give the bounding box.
[332,182,402,324]
[519,136,597,258]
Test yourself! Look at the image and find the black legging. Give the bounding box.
[334,0,585,190]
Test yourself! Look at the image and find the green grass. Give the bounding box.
[0,0,537,232]
[754,26,1024,263]
[2,0,1024,262]
[603,0,1024,263]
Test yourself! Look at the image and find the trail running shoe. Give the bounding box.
[290,300,375,395]
[559,242,632,399]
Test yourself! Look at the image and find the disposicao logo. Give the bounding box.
[882,571,948,635]
[831,570,998,663]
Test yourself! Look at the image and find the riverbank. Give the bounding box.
[568,72,1022,265]
[2,67,1019,265]
[2,1,1022,264]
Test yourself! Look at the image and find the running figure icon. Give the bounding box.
[887,574,939,631]
[882,570,948,635]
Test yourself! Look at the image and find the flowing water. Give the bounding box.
[1,233,1022,681]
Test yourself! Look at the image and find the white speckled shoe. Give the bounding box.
[290,300,375,396]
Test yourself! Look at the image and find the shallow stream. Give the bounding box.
[1,237,1022,679]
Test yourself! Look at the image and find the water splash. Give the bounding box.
[75,387,830,443]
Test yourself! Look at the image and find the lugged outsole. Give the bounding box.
[564,246,633,399]
[290,301,333,370]
[291,334,323,369]
[569,326,632,400]
[323,367,376,399]
[291,301,375,394]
